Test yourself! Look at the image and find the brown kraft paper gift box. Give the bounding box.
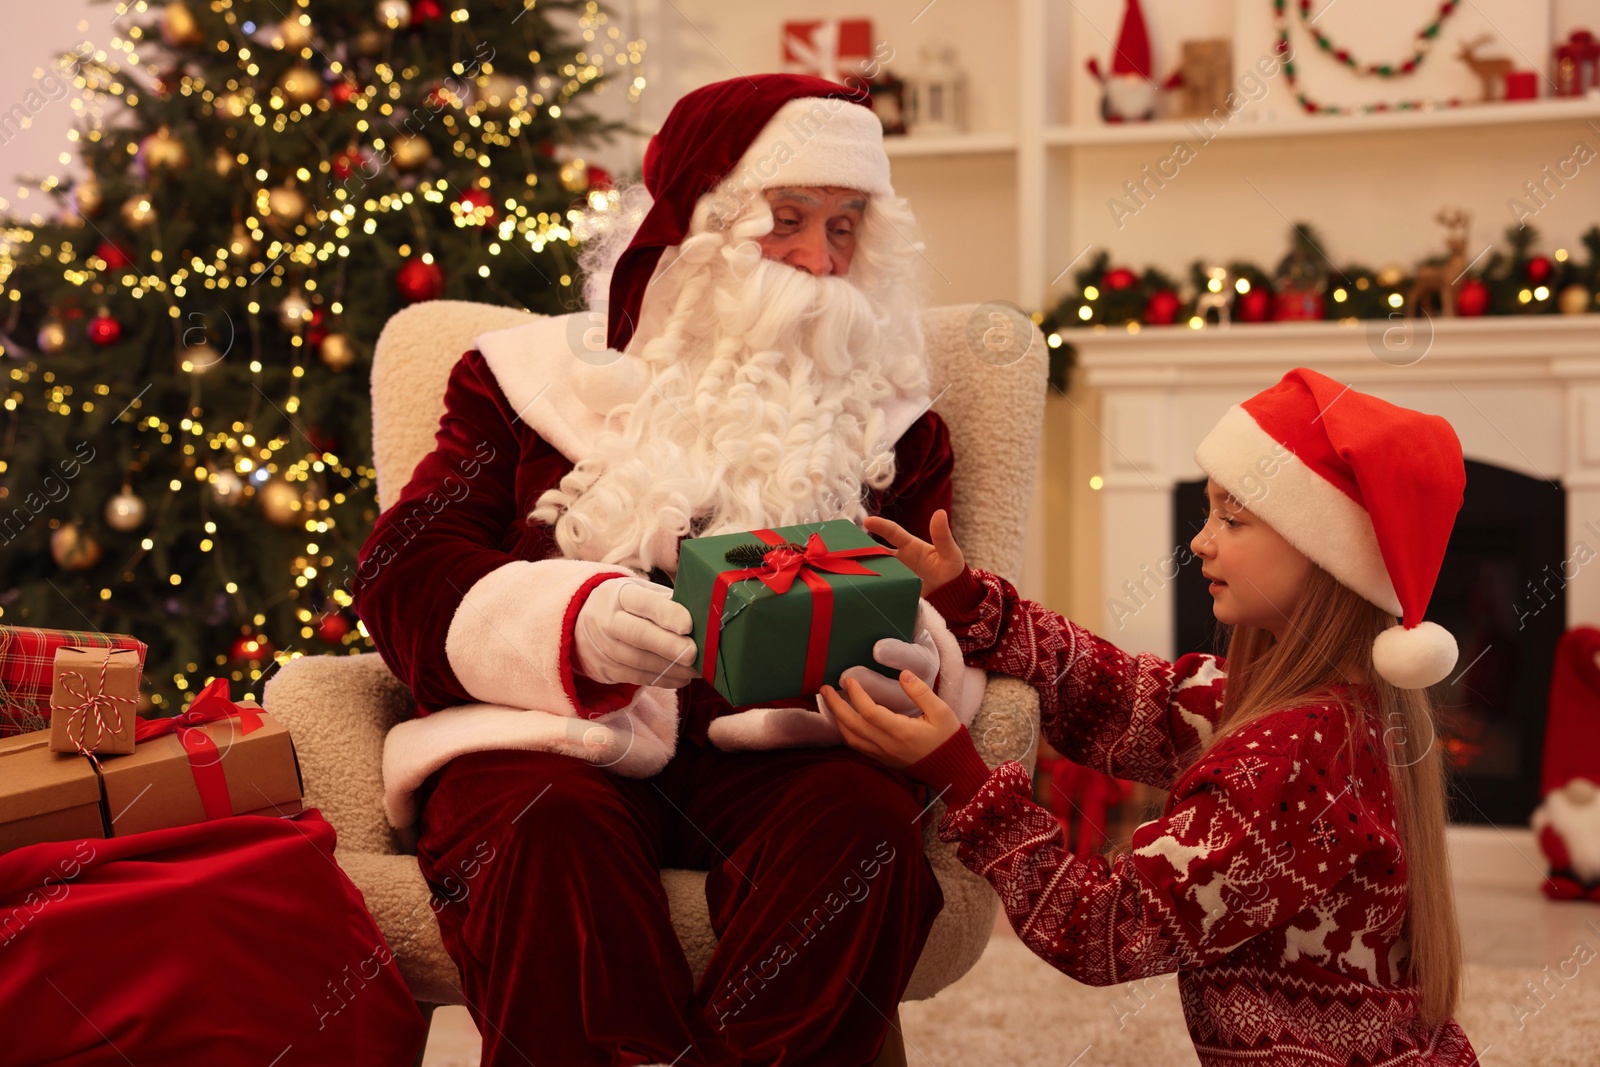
[48,647,142,756]
[0,732,108,853]
[98,699,304,838]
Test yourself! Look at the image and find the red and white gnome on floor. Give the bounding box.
[1532,626,1600,901]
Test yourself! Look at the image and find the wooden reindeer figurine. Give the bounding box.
[1408,209,1472,318]
[1457,35,1515,101]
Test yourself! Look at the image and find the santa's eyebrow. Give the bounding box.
[771,191,821,206]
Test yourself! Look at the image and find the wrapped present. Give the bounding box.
[48,647,141,756]
[99,679,303,838]
[672,519,920,707]
[0,626,147,738]
[0,732,108,854]
[781,19,874,83]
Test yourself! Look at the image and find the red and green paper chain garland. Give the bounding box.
[1272,0,1467,114]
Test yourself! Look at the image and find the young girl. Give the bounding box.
[821,368,1479,1065]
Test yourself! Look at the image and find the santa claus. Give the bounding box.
[352,74,983,1065]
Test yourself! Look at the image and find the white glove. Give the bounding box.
[836,629,941,716]
[572,576,700,689]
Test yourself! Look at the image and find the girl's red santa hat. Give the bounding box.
[606,73,894,353]
[1195,367,1467,689]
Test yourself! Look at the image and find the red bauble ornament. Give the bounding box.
[1102,267,1138,291]
[587,165,614,191]
[1142,288,1181,325]
[455,187,495,225]
[229,632,275,664]
[411,0,444,23]
[330,80,360,106]
[1527,256,1554,285]
[305,423,339,455]
[396,256,445,302]
[1236,287,1273,323]
[316,612,352,642]
[87,308,123,346]
[1456,277,1490,317]
[331,149,365,181]
[306,307,328,346]
[95,240,133,271]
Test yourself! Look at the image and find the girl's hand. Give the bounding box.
[821,671,961,770]
[863,509,966,598]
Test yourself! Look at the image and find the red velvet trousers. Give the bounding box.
[413,735,946,1067]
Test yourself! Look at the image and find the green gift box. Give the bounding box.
[672,519,921,707]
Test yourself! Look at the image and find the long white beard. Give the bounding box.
[530,228,929,574]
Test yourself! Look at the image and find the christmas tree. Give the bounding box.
[0,0,637,720]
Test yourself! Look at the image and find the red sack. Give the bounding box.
[0,809,426,1066]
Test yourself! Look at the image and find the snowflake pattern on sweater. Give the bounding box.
[928,566,1477,1066]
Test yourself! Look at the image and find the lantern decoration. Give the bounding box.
[1554,30,1600,97]
[906,44,968,136]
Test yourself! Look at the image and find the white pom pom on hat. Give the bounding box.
[1194,367,1467,690]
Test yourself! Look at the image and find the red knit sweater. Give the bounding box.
[908,566,1478,1066]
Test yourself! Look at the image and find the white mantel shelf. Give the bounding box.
[1069,315,1600,658]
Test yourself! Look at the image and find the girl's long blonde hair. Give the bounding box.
[1191,563,1462,1029]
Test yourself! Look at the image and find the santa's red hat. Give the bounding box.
[1194,368,1466,689]
[606,74,893,353]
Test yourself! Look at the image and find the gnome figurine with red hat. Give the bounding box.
[1086,0,1181,122]
[1531,627,1600,901]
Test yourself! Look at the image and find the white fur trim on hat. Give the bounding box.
[1195,404,1402,617]
[1372,620,1458,690]
[727,96,892,198]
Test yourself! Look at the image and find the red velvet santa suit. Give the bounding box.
[351,75,984,1066]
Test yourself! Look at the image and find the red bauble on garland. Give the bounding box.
[1236,287,1273,323]
[87,307,123,346]
[454,187,496,226]
[316,612,353,642]
[1527,256,1554,286]
[1142,288,1181,325]
[396,255,445,303]
[95,240,133,271]
[1456,277,1490,317]
[1102,267,1138,290]
[411,0,444,23]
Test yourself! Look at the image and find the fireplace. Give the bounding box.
[1172,461,1565,825]
[1075,316,1600,827]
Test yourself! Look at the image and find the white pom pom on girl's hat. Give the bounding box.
[1194,367,1466,690]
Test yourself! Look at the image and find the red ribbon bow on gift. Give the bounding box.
[133,677,264,821]
[703,529,892,695]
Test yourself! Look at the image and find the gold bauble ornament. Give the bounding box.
[179,340,224,375]
[50,522,102,571]
[1559,283,1593,316]
[36,318,67,353]
[278,289,313,330]
[266,183,308,229]
[558,157,589,194]
[120,194,155,229]
[275,16,315,51]
[139,126,190,172]
[104,487,147,532]
[215,90,250,120]
[318,332,356,371]
[227,222,256,260]
[73,176,103,216]
[1376,263,1407,289]
[209,468,246,506]
[476,72,522,115]
[376,0,411,29]
[354,27,386,56]
[279,65,324,106]
[258,478,303,526]
[390,132,432,171]
[160,1,205,47]
[210,146,239,176]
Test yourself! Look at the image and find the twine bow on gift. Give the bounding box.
[51,654,139,756]
[704,529,892,694]
[133,677,264,820]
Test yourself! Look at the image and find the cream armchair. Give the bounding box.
[264,299,1046,1065]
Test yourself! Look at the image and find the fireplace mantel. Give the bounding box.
[1073,316,1600,658]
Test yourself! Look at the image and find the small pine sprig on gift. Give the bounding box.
[723,543,805,567]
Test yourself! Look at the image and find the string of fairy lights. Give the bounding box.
[0,0,643,708]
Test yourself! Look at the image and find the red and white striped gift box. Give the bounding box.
[0,626,148,737]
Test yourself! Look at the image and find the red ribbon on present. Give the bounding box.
[133,678,264,821]
[702,529,891,695]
